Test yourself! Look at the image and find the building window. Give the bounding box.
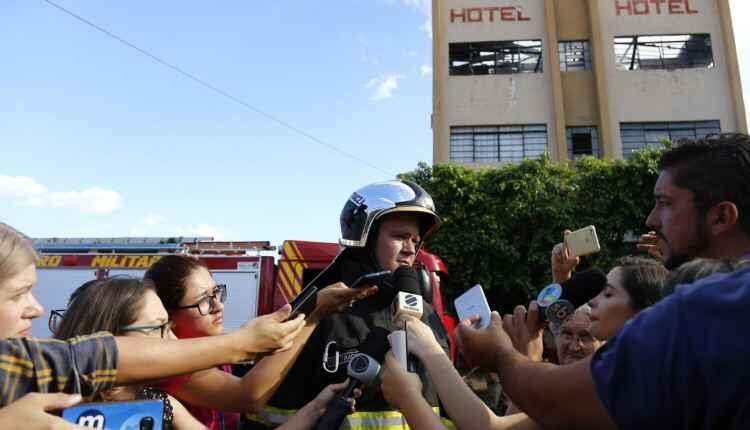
[559,41,592,72]
[620,120,720,157]
[567,127,599,158]
[450,125,548,163]
[449,40,543,76]
[614,34,714,71]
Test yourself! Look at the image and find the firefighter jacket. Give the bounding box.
[242,248,452,430]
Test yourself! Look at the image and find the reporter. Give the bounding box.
[54,276,206,430]
[587,257,666,340]
[144,255,375,429]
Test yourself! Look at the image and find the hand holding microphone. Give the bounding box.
[388,267,424,372]
[536,269,607,327]
[313,354,381,430]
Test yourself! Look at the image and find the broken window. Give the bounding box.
[450,125,548,163]
[559,41,592,72]
[449,40,543,76]
[566,127,599,158]
[614,34,714,71]
[620,120,720,157]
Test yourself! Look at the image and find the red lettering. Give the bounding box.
[517,6,531,21]
[467,8,482,22]
[615,0,633,15]
[450,8,466,23]
[484,7,499,22]
[685,0,698,14]
[668,0,684,14]
[633,0,649,14]
[500,6,515,21]
[649,0,665,14]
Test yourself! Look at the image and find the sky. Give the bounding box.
[1,0,749,247]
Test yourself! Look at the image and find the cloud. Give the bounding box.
[0,176,47,197]
[400,0,432,39]
[420,65,432,76]
[366,74,403,101]
[0,175,123,215]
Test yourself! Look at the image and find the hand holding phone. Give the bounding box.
[454,284,492,329]
[564,225,601,257]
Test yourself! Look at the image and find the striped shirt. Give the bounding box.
[0,332,118,406]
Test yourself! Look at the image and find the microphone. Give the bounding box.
[314,354,381,430]
[536,269,607,326]
[388,266,424,372]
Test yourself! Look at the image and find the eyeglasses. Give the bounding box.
[175,284,227,316]
[121,320,174,339]
[48,309,66,334]
[558,331,596,346]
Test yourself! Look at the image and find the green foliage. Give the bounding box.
[400,147,664,313]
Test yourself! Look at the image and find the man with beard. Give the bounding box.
[456,133,750,429]
[244,180,451,429]
[644,133,750,267]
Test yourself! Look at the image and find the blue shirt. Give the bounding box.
[591,267,750,429]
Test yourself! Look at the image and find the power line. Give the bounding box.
[41,0,395,177]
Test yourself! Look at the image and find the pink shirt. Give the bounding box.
[160,365,240,430]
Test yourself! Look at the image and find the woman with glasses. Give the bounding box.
[144,254,376,430]
[54,276,206,430]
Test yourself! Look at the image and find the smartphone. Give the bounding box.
[62,400,163,429]
[350,270,392,289]
[564,225,601,257]
[288,284,318,319]
[454,284,492,329]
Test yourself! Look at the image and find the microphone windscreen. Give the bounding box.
[560,269,607,308]
[392,266,421,295]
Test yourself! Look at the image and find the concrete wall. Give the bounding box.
[597,0,738,156]
[436,0,554,164]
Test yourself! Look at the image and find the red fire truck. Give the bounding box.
[32,237,456,352]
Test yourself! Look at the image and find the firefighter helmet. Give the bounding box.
[339,180,441,248]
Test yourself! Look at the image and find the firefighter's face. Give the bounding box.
[0,263,43,339]
[374,213,420,271]
[172,266,225,338]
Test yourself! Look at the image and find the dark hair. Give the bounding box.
[663,258,750,296]
[54,276,155,339]
[613,256,668,311]
[658,133,750,235]
[144,254,206,311]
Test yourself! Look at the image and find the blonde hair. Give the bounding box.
[0,223,38,285]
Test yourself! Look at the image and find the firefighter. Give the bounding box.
[244,179,451,430]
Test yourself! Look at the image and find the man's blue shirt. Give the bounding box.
[591,267,750,429]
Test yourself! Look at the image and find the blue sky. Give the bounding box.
[1,0,749,246]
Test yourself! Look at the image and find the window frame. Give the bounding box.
[449,124,548,163]
[449,40,544,76]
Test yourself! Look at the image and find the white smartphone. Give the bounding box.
[564,225,601,257]
[454,284,492,329]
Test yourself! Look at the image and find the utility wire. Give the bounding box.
[41,0,395,177]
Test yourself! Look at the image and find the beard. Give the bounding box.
[663,221,711,270]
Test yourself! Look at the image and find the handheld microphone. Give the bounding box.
[389,266,424,372]
[314,354,381,430]
[536,269,607,326]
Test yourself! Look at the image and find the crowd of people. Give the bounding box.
[0,132,749,429]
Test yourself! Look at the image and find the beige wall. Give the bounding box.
[437,0,555,164]
[434,0,745,163]
[596,0,738,157]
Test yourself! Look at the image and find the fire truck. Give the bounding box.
[32,237,456,351]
